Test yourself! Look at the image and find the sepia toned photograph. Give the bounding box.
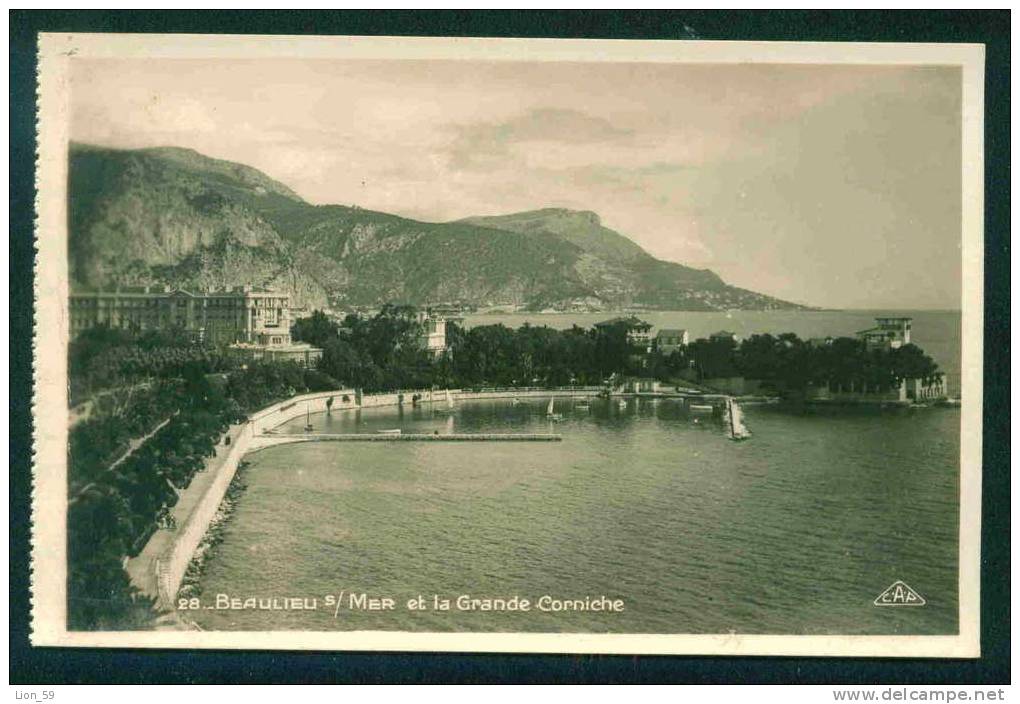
[31,33,984,656]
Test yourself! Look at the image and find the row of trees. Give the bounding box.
[734,334,941,391]
[294,310,941,396]
[292,309,644,390]
[68,353,342,631]
[68,388,229,630]
[293,306,446,391]
[648,333,941,393]
[444,321,641,387]
[69,326,235,404]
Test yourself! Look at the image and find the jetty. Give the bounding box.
[270,432,562,443]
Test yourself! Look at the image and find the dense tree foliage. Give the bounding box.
[667,333,941,393]
[293,305,448,391]
[67,333,340,630]
[448,322,636,387]
[292,310,642,390]
[69,325,235,403]
[68,382,183,492]
[294,310,940,395]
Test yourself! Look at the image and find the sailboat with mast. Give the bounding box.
[436,388,457,415]
[547,396,563,421]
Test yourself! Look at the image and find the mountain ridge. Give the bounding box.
[67,143,811,312]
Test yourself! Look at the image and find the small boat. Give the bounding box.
[547,397,563,421]
[617,399,628,410]
[304,407,314,432]
[511,398,522,406]
[575,400,590,411]
[377,428,402,435]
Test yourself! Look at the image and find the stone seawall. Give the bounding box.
[454,389,599,401]
[154,389,360,609]
[358,390,439,408]
[272,432,563,442]
[151,386,590,611]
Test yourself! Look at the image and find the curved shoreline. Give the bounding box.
[130,387,586,620]
[131,384,721,624]
[127,387,362,616]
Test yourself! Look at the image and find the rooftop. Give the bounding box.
[229,341,321,351]
[595,315,652,329]
[71,285,287,297]
[855,327,903,336]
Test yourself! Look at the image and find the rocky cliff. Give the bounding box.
[68,144,808,312]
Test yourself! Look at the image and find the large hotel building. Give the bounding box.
[69,285,322,366]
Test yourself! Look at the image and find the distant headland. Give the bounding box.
[67,143,814,313]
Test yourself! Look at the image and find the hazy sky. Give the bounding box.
[71,58,962,309]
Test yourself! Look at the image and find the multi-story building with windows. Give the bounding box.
[70,285,292,344]
[655,328,689,354]
[594,316,654,350]
[415,309,453,358]
[69,285,321,366]
[855,317,913,349]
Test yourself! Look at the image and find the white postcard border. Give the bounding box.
[31,33,985,656]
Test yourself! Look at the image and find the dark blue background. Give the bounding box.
[9,10,1009,684]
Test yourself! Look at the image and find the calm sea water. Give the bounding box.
[192,310,961,635]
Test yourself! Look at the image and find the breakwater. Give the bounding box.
[149,387,569,612]
[149,385,730,612]
[272,432,563,442]
[148,389,360,610]
[455,387,601,401]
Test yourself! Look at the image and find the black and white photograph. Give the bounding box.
[29,32,985,657]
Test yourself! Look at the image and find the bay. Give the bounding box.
[192,311,961,635]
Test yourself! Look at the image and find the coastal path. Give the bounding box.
[124,421,246,601]
[69,411,179,503]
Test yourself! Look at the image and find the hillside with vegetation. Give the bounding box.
[68,143,809,312]
[67,327,340,630]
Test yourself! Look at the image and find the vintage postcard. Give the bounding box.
[32,33,984,656]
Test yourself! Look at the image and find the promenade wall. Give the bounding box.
[454,387,600,401]
[358,388,440,408]
[804,380,908,404]
[152,385,603,610]
[155,389,358,609]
